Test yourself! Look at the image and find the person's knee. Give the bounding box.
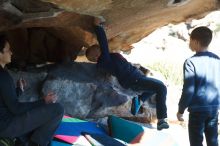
[158,82,167,96]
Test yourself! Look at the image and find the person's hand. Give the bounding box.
[43,92,57,104]
[17,78,27,92]
[94,16,106,26]
[176,112,184,121]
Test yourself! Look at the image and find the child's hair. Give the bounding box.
[0,34,7,53]
[85,44,100,57]
[190,26,212,47]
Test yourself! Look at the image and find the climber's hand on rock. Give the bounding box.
[94,16,106,26]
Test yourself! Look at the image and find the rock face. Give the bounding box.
[0,0,219,66]
[10,62,156,121]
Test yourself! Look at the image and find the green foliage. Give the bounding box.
[214,24,220,33]
[148,61,183,86]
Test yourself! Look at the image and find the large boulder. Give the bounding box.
[10,62,156,121]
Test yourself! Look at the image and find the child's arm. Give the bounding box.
[0,72,45,115]
[178,60,195,114]
[94,17,111,62]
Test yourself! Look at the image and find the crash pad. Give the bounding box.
[53,115,107,144]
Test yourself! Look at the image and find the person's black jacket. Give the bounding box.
[95,25,145,88]
[0,66,44,131]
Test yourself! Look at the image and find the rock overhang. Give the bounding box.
[0,0,219,66]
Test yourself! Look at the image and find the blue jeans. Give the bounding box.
[129,76,167,119]
[188,111,219,146]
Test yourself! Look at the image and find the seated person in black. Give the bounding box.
[86,18,169,130]
[0,35,64,146]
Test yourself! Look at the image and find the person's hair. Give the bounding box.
[85,44,100,57]
[190,26,212,47]
[0,34,7,53]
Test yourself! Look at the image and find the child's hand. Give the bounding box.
[94,16,106,26]
[17,78,27,92]
[43,92,57,104]
[176,112,184,121]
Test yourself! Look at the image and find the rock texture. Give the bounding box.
[9,62,156,122]
[0,0,219,65]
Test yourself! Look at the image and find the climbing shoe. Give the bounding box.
[130,96,141,115]
[157,119,169,130]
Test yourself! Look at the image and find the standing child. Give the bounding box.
[177,26,220,146]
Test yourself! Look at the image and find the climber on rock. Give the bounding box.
[85,17,169,130]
